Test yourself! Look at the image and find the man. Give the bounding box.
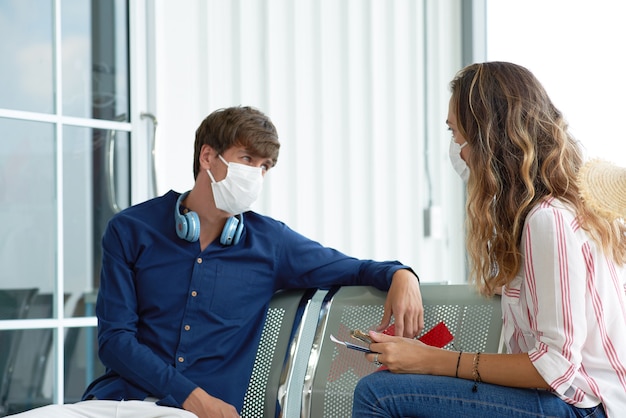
[12,106,423,418]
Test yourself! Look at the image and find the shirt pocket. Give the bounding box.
[208,264,267,319]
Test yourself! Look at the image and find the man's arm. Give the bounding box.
[95,220,198,406]
[273,224,424,338]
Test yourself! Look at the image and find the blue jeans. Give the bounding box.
[351,371,606,418]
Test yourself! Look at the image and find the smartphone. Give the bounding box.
[329,334,375,353]
[350,329,373,344]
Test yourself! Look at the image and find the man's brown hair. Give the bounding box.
[193,106,280,178]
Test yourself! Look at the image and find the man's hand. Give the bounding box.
[377,269,424,338]
[183,387,240,418]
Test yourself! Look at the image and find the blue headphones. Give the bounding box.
[175,191,244,246]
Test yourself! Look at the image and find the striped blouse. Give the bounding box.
[502,197,626,418]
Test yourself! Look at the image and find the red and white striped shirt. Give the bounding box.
[502,198,626,417]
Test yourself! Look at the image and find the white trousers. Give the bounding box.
[7,400,198,418]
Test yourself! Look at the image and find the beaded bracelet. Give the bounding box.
[472,352,482,392]
[455,351,463,378]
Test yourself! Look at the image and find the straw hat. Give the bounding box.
[578,159,626,221]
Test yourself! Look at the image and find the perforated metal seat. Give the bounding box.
[301,284,503,418]
[241,288,315,418]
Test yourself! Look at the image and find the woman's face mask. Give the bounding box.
[449,139,469,182]
[206,155,264,214]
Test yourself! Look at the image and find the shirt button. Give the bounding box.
[184,325,190,331]
[178,357,184,363]
[191,291,197,297]
[197,258,202,264]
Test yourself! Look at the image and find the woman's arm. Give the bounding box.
[366,332,549,389]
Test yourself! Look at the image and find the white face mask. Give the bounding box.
[449,139,469,182]
[206,155,264,214]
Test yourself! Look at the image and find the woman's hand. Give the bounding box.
[365,331,439,374]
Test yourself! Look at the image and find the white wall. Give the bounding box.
[150,0,467,284]
[486,0,626,167]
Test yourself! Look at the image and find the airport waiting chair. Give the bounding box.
[0,288,38,417]
[301,284,503,418]
[1,288,314,417]
[0,285,503,417]
[3,293,54,414]
[4,293,73,414]
[241,288,316,418]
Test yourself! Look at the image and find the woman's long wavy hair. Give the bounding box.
[449,62,626,295]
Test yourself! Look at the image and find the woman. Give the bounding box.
[351,62,626,417]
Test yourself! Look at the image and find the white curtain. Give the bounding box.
[151,0,467,284]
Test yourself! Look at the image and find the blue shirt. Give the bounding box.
[82,190,413,412]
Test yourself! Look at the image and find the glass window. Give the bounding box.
[0,118,56,299]
[0,0,132,410]
[62,0,129,121]
[0,0,54,113]
[63,125,130,303]
[63,325,104,404]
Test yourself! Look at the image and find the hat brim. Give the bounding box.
[578,159,626,221]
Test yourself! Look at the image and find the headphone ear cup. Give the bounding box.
[184,211,200,242]
[220,214,244,246]
[220,216,239,246]
[175,191,200,242]
[176,214,189,240]
[176,211,200,242]
[232,215,244,245]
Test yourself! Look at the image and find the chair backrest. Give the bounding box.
[419,283,503,353]
[301,284,503,418]
[241,288,315,418]
[3,293,60,414]
[0,289,37,320]
[0,288,38,416]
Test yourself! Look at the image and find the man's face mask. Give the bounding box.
[449,139,469,182]
[206,155,264,214]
